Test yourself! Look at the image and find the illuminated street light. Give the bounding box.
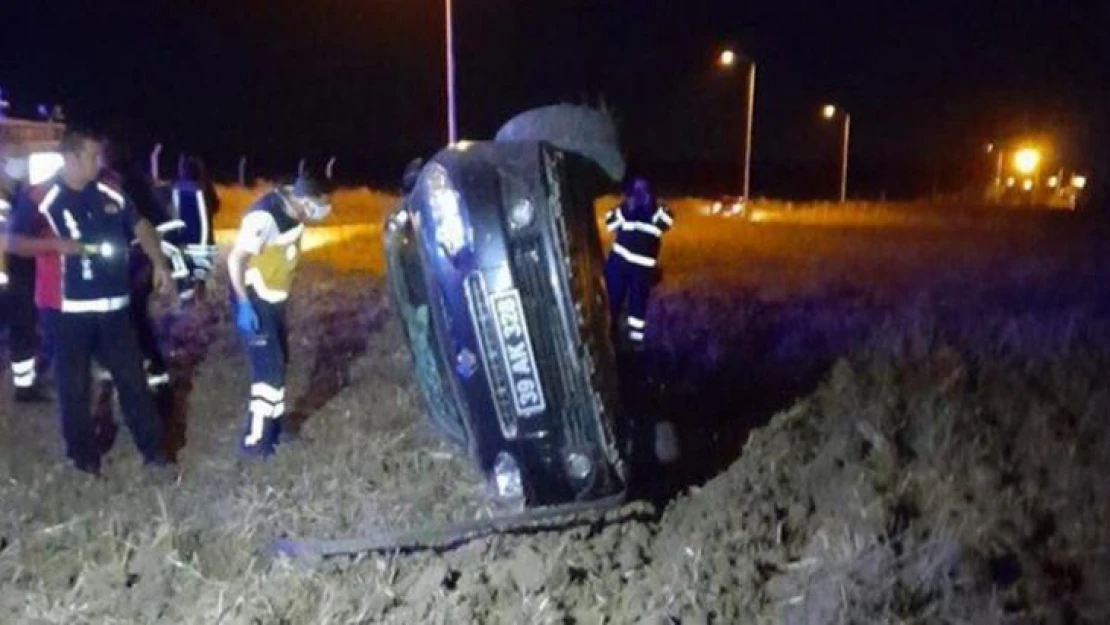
[716,48,756,200]
[1022,179,1034,192]
[1071,175,1087,190]
[1047,176,1059,189]
[1013,148,1042,175]
[1005,177,1016,188]
[820,103,850,203]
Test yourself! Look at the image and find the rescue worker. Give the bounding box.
[0,144,50,401]
[16,128,174,474]
[94,139,183,453]
[603,177,674,348]
[160,155,219,301]
[227,174,331,457]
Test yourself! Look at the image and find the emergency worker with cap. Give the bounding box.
[602,177,674,348]
[18,128,174,474]
[228,173,331,457]
[0,143,51,401]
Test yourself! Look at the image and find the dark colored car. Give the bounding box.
[384,109,631,509]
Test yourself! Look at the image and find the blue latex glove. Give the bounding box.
[235,300,260,336]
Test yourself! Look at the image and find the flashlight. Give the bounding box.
[83,242,116,258]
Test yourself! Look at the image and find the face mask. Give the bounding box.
[3,157,28,181]
[301,196,332,221]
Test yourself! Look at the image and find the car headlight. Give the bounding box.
[423,163,469,257]
[509,198,535,231]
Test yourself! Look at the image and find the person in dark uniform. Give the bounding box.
[19,128,175,474]
[159,154,220,302]
[227,174,331,457]
[603,177,674,348]
[0,145,51,402]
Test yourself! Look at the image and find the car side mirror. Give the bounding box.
[402,158,424,194]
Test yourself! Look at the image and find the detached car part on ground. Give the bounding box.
[386,107,631,511]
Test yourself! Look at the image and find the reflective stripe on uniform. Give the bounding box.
[627,316,646,329]
[612,243,658,268]
[195,191,210,246]
[61,295,130,313]
[654,207,674,227]
[96,183,125,207]
[619,221,662,237]
[245,268,289,303]
[147,373,170,387]
[245,383,286,446]
[629,330,645,342]
[12,359,36,388]
[156,220,186,233]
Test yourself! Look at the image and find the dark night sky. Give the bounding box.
[1,0,1106,199]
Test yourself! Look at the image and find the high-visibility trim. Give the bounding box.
[38,185,61,216]
[604,209,624,232]
[12,359,35,375]
[249,399,275,418]
[0,198,11,211]
[62,295,130,313]
[251,382,285,403]
[627,316,646,329]
[196,190,210,246]
[245,268,289,303]
[147,373,171,387]
[0,272,8,287]
[654,208,674,227]
[13,360,36,388]
[629,330,645,341]
[619,221,662,237]
[612,243,658,268]
[96,183,125,207]
[156,220,186,233]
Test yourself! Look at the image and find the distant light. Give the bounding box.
[1013,148,1041,175]
[821,104,837,120]
[29,152,64,185]
[1071,175,1087,190]
[1022,179,1034,192]
[1047,176,1059,189]
[718,50,736,67]
[985,143,995,153]
[1005,177,1016,188]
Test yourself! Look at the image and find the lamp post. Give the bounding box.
[822,104,851,203]
[718,49,756,201]
[445,0,457,144]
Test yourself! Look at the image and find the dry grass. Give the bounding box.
[1,185,1107,623]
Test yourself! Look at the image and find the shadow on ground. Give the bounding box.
[622,285,876,505]
[284,282,392,436]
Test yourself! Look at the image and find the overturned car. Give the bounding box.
[384,106,631,509]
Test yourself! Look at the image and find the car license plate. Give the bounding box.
[490,289,547,417]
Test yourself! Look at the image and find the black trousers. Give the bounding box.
[604,254,655,344]
[0,286,38,389]
[239,292,289,452]
[56,308,163,466]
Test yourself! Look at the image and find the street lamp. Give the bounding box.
[821,103,851,203]
[718,48,756,201]
[1013,147,1041,176]
[445,0,457,144]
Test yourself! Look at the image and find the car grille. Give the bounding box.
[510,236,591,450]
